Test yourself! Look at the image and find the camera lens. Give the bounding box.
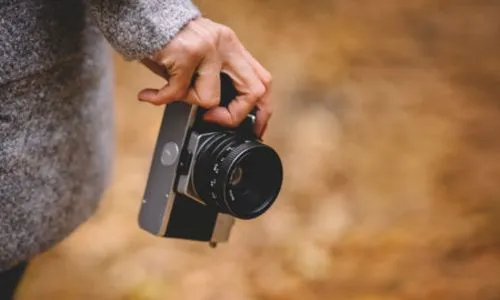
[193,132,283,219]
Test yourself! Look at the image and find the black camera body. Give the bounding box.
[138,73,283,246]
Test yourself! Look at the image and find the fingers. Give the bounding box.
[202,59,265,127]
[137,17,274,138]
[138,19,223,109]
[202,31,266,127]
[138,59,224,110]
[140,58,167,79]
[254,101,272,139]
[138,62,197,105]
[234,46,273,138]
[190,58,222,108]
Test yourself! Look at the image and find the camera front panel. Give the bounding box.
[139,100,235,243]
[138,101,197,236]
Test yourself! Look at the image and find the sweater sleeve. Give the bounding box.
[88,0,201,61]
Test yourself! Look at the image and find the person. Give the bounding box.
[0,0,272,298]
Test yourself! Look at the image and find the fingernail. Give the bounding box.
[138,89,158,99]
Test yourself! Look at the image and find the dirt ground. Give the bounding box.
[15,0,500,299]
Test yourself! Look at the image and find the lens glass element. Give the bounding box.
[229,167,243,186]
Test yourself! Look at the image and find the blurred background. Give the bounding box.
[15,0,500,299]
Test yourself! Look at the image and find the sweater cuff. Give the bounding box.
[90,0,201,61]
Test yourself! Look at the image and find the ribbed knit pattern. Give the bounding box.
[0,0,200,271]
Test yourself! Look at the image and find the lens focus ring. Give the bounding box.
[193,133,237,212]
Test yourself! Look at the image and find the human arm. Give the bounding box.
[88,0,272,137]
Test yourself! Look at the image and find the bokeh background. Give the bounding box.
[15,0,500,299]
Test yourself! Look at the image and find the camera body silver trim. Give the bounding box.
[175,131,208,205]
[138,101,235,244]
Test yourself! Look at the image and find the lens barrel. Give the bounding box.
[193,132,283,219]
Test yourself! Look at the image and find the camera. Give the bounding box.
[138,73,283,246]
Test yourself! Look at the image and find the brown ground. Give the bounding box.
[15,0,500,299]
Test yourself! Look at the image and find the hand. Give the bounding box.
[138,17,273,138]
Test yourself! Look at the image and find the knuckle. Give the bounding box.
[243,95,258,107]
[185,92,198,105]
[251,84,266,99]
[217,25,236,41]
[184,44,202,58]
[205,37,217,51]
[200,97,219,108]
[171,87,188,100]
[262,73,273,87]
[208,96,221,107]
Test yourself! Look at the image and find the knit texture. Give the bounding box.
[0,0,200,271]
[89,0,201,60]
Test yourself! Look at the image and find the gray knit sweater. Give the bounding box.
[0,0,200,271]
